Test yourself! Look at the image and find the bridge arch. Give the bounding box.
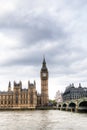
[68,102,76,107]
[58,104,62,108]
[68,102,76,111]
[62,103,67,110]
[63,103,67,107]
[79,101,87,107]
[78,101,87,112]
[57,104,62,110]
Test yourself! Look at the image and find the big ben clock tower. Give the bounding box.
[40,57,49,106]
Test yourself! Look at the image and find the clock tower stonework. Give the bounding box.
[40,58,49,106]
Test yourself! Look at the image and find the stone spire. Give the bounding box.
[8,81,11,92]
[41,57,48,71]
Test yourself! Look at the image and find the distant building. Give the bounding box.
[0,58,49,109]
[55,90,63,103]
[62,83,87,102]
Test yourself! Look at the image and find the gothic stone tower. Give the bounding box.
[40,58,49,106]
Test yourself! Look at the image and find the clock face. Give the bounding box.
[42,73,46,77]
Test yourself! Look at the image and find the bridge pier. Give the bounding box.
[66,107,68,111]
[75,105,78,112]
[60,107,62,110]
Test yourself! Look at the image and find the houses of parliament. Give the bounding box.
[0,58,49,109]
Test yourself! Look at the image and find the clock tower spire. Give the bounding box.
[40,57,49,106]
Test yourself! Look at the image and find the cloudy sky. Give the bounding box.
[0,0,87,99]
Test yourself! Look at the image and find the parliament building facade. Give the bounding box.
[0,58,49,109]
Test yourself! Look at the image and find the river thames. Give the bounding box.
[0,110,87,130]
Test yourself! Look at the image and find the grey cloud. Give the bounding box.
[0,0,87,73]
[0,12,67,45]
[0,0,87,98]
[2,40,86,76]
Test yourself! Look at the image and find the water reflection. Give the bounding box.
[0,110,87,130]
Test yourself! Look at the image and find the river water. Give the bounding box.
[0,110,87,130]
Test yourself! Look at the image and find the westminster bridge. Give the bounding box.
[57,97,87,112]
